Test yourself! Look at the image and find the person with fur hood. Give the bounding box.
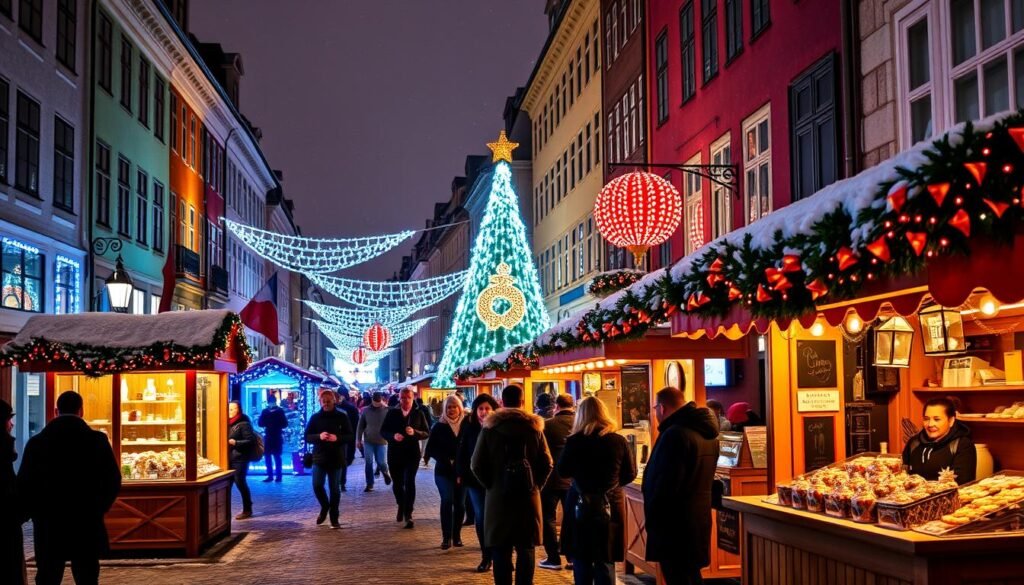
[471,385,553,585]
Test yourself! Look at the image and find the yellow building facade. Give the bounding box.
[521,0,604,324]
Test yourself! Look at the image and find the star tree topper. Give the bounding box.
[487,130,519,163]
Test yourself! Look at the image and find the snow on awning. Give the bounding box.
[10,310,239,349]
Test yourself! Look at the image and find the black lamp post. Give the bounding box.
[104,254,135,313]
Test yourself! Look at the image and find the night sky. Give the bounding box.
[190,1,550,281]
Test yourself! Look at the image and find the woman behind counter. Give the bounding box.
[902,396,977,485]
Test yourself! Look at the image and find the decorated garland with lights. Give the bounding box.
[308,270,469,310]
[303,300,415,330]
[453,112,1024,379]
[314,317,433,350]
[588,269,646,298]
[0,313,253,376]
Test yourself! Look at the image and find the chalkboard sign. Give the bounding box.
[620,365,651,427]
[796,340,838,388]
[716,507,740,555]
[803,416,836,472]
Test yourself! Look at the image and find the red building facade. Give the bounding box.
[647,0,846,269]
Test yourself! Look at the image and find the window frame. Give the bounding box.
[655,29,670,124]
[710,133,733,240]
[15,91,40,196]
[135,168,148,245]
[751,0,771,40]
[54,255,80,314]
[56,0,77,71]
[701,0,719,84]
[742,104,772,225]
[683,153,704,255]
[0,78,9,185]
[153,180,164,253]
[154,77,165,142]
[95,141,111,227]
[680,3,696,102]
[1,237,44,313]
[120,35,133,112]
[18,0,42,43]
[725,0,744,62]
[97,13,113,94]
[117,155,131,237]
[53,116,75,212]
[138,56,150,128]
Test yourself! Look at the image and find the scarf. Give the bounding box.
[440,395,465,437]
[229,413,241,426]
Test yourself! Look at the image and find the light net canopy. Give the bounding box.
[308,271,469,310]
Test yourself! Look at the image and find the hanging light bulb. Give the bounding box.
[844,313,864,335]
[810,319,826,337]
[979,294,1000,317]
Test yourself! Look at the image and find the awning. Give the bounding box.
[540,329,748,366]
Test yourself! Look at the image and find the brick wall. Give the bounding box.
[859,0,912,169]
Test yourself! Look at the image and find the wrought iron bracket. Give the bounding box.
[91,237,123,257]
[608,162,739,192]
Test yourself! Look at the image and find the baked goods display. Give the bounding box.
[915,473,1024,536]
[121,448,220,479]
[958,401,1024,419]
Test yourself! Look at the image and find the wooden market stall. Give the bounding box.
[2,310,250,557]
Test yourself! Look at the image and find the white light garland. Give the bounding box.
[308,271,469,310]
[224,218,413,274]
[314,317,434,349]
[303,301,414,330]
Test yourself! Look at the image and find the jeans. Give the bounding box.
[434,473,465,541]
[264,451,282,480]
[541,486,567,563]
[312,464,343,523]
[231,461,252,512]
[34,554,100,585]
[659,560,704,585]
[492,544,535,585]
[467,486,489,560]
[364,442,389,486]
[573,560,615,585]
[389,458,418,520]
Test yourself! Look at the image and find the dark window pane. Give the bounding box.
[981,0,1006,49]
[18,0,42,41]
[908,19,930,90]
[1014,0,1024,32]
[817,117,836,187]
[955,72,980,122]
[983,56,1009,115]
[1015,47,1024,107]
[120,36,132,110]
[911,95,932,142]
[0,79,8,183]
[97,14,112,92]
[57,0,77,70]
[951,0,977,66]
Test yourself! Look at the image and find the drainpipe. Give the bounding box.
[840,0,862,177]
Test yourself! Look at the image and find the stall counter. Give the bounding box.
[725,495,1024,585]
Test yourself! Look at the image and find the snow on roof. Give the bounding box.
[9,310,238,350]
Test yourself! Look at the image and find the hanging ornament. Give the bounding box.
[781,254,802,273]
[475,262,527,332]
[594,171,683,264]
[964,162,987,185]
[706,257,725,286]
[727,285,742,301]
[756,284,773,303]
[1009,127,1024,153]
[887,185,908,212]
[983,198,1010,218]
[866,235,891,262]
[905,231,928,256]
[806,279,829,301]
[949,209,971,237]
[928,183,950,207]
[836,247,857,271]
[362,322,392,352]
[352,346,367,365]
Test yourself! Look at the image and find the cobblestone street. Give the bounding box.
[22,460,667,585]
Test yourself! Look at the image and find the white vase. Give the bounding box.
[976,443,995,480]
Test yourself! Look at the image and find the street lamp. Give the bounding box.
[105,255,134,313]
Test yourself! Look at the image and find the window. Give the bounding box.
[576,131,584,180]
[154,77,165,142]
[608,110,617,164]
[135,169,147,244]
[97,13,112,93]
[1,238,43,312]
[570,139,577,189]
[726,0,743,60]
[594,113,601,164]
[120,36,133,111]
[0,78,8,184]
[117,156,130,236]
[593,20,601,73]
[743,105,772,224]
[169,93,178,151]
[710,134,732,239]
[684,156,704,254]
[637,73,646,147]
[609,3,619,65]
[562,151,568,195]
[188,205,196,250]
[57,0,76,70]
[54,255,80,314]
[15,91,40,195]
[752,0,770,38]
[701,0,718,82]
[0,0,9,18]
[655,31,671,123]
[53,117,74,211]
[180,104,187,162]
[131,289,144,315]
[153,180,164,252]
[18,0,41,42]
[681,4,696,100]
[585,122,593,172]
[138,57,150,127]
[620,1,628,48]
[658,240,672,268]
[585,32,592,85]
[189,116,196,168]
[790,54,838,200]
[95,141,111,226]
[150,295,160,315]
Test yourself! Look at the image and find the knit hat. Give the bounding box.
[726,402,750,425]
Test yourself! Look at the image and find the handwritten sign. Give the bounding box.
[716,507,740,555]
[796,340,837,388]
[797,389,841,412]
[803,416,836,472]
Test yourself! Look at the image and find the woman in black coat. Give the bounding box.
[557,397,637,585]
[456,393,499,572]
[424,395,467,549]
[228,401,257,519]
[1,400,26,585]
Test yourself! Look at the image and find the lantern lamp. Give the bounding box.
[352,347,367,365]
[105,255,135,313]
[363,322,392,353]
[873,316,915,367]
[594,171,683,265]
[918,304,966,355]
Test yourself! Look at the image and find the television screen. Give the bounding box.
[704,359,730,387]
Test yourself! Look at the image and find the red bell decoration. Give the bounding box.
[949,209,971,237]
[964,162,987,185]
[866,235,891,263]
[984,198,1010,218]
[781,254,802,273]
[363,322,392,352]
[594,171,683,264]
[928,183,950,207]
[1010,127,1024,153]
[756,284,773,303]
[806,278,829,301]
[887,185,908,212]
[836,247,857,271]
[352,347,367,365]
[905,231,928,256]
[727,286,742,301]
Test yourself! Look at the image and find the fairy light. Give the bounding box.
[594,171,683,264]
[308,270,469,311]
[314,318,433,350]
[303,301,415,330]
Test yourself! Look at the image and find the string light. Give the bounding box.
[314,317,434,349]
[224,218,413,274]
[308,270,469,310]
[302,301,415,330]
[594,171,683,264]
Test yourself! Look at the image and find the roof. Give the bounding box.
[10,310,240,349]
[231,357,327,385]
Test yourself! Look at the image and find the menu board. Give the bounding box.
[620,365,651,427]
[744,426,768,469]
[803,416,836,472]
[716,506,741,555]
[796,340,838,388]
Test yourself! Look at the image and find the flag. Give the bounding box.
[240,272,280,345]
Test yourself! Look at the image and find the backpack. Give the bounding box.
[249,434,265,462]
[501,438,535,496]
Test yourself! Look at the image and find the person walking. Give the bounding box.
[337,392,360,492]
[258,395,288,483]
[1,399,26,585]
[382,387,431,528]
[471,385,553,585]
[424,395,467,549]
[228,401,257,520]
[643,388,720,585]
[18,391,121,585]
[557,397,637,585]
[356,391,392,492]
[416,397,434,468]
[304,389,353,529]
[457,393,499,573]
[539,393,575,571]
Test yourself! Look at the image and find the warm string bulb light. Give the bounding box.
[979,294,1000,316]
[844,313,864,335]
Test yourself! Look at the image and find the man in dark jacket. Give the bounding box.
[304,389,354,528]
[228,401,258,519]
[539,393,574,570]
[471,385,553,585]
[19,391,121,585]
[381,387,431,528]
[257,395,288,483]
[336,392,360,491]
[643,387,720,585]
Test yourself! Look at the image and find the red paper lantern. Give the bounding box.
[363,322,392,352]
[352,347,367,365]
[594,171,683,264]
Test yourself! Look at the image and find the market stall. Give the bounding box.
[2,310,250,557]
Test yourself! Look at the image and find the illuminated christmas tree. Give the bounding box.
[433,131,550,388]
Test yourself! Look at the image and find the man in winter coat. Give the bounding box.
[228,401,258,519]
[304,389,354,528]
[643,387,720,585]
[258,395,288,483]
[336,392,360,491]
[539,393,575,570]
[471,385,553,585]
[19,391,121,585]
[356,391,393,492]
[381,387,431,528]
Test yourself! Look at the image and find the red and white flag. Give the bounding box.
[239,272,279,345]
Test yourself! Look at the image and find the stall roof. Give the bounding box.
[11,310,239,348]
[231,357,329,386]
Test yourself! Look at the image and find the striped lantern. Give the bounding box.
[352,346,367,365]
[594,171,683,264]
[363,322,392,352]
